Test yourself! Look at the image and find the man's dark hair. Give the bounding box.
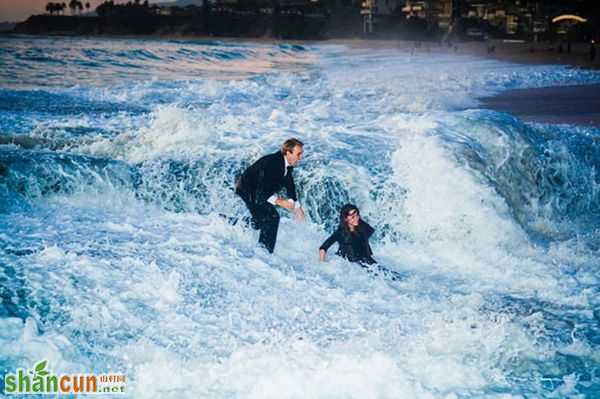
[281,138,304,154]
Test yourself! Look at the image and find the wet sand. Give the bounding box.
[451,40,599,127]
[329,38,600,127]
[467,41,600,128]
[461,40,599,70]
[326,38,599,70]
[480,84,600,127]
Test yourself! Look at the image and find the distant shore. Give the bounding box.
[456,40,600,127]
[480,84,600,128]
[326,38,600,127]
[324,37,599,70]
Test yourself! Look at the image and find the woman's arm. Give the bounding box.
[319,230,339,261]
[319,249,326,262]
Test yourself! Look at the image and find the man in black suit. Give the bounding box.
[236,138,305,253]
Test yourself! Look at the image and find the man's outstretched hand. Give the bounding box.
[275,199,305,221]
[275,198,295,210]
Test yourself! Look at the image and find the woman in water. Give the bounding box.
[319,203,377,265]
[319,204,401,281]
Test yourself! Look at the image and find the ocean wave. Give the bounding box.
[441,111,600,244]
[0,36,317,88]
[0,148,135,212]
[2,37,600,398]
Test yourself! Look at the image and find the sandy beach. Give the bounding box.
[327,38,600,127]
[326,37,599,69]
[480,84,600,127]
[467,41,600,128]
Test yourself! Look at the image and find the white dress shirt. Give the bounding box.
[267,156,300,209]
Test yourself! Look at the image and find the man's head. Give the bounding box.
[281,138,304,167]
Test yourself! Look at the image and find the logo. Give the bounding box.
[3,360,126,395]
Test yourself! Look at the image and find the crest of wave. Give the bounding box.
[82,105,215,163]
[368,113,567,297]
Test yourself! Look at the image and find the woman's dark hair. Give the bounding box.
[339,203,359,233]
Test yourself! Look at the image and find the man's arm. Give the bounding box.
[254,156,302,216]
[283,168,303,220]
[284,171,298,202]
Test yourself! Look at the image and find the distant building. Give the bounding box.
[377,0,402,15]
[432,0,452,29]
[402,0,428,19]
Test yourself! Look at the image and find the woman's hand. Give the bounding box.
[294,207,305,221]
[319,249,326,262]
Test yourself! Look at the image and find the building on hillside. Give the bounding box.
[401,0,428,19]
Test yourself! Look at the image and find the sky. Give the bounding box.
[0,0,101,22]
[0,0,181,22]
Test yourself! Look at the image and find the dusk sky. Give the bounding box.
[0,0,95,22]
[0,0,169,22]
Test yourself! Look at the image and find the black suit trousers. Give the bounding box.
[241,197,280,253]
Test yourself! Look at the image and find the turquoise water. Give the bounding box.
[1,35,600,398]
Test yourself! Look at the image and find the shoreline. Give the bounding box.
[479,84,600,128]
[322,37,599,70]
[322,38,600,128]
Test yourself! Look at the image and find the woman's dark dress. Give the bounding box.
[320,221,402,281]
[319,220,376,265]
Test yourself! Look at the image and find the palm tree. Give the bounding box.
[69,0,77,14]
[53,2,64,15]
[49,2,61,15]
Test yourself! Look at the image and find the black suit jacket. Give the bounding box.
[236,151,297,205]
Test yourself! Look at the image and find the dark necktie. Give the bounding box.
[286,166,293,176]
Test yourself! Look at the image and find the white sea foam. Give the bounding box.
[2,39,600,398]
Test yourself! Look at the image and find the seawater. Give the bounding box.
[1,35,600,398]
